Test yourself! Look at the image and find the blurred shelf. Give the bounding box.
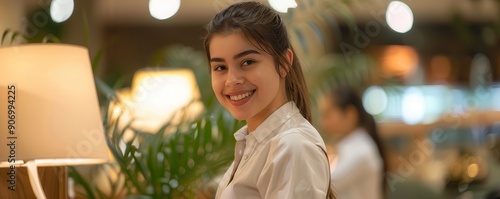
[378,110,500,137]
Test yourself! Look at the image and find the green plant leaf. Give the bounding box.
[83,13,90,48]
[95,76,118,100]
[69,166,97,199]
[10,31,20,45]
[1,29,10,46]
[41,34,61,43]
[92,48,104,73]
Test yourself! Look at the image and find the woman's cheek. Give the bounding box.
[211,75,223,93]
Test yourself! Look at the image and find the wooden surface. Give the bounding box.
[0,166,67,199]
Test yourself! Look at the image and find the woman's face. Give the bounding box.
[320,95,355,138]
[209,32,288,129]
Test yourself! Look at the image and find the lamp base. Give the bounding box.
[0,166,67,199]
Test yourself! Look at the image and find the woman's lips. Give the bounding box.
[226,90,256,106]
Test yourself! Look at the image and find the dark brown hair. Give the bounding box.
[329,86,388,195]
[203,1,312,123]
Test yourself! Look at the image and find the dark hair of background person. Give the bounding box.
[203,1,312,123]
[329,86,389,195]
[487,188,500,199]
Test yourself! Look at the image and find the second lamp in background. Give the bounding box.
[115,68,203,133]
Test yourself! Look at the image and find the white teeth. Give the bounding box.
[229,91,253,101]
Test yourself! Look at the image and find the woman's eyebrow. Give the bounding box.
[234,49,260,59]
[210,49,260,63]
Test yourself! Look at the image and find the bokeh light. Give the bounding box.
[386,1,414,33]
[402,87,425,125]
[362,86,388,115]
[149,0,181,20]
[268,0,297,13]
[50,0,74,23]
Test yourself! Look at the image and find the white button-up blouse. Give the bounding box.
[215,102,330,199]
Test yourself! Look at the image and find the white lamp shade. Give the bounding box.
[0,44,109,167]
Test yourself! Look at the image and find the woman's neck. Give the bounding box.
[246,100,289,133]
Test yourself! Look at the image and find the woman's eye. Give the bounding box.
[242,60,256,66]
[213,65,227,71]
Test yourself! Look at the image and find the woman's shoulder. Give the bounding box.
[271,117,326,151]
[337,130,382,164]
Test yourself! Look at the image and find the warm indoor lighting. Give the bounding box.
[467,163,479,178]
[379,45,419,79]
[50,0,74,23]
[149,0,181,20]
[0,44,110,198]
[268,0,297,13]
[119,68,203,133]
[386,1,414,33]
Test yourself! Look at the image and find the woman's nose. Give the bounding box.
[226,68,244,86]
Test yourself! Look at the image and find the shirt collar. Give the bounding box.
[234,126,248,142]
[233,101,300,143]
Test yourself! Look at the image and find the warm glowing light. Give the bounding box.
[50,0,74,23]
[402,87,425,125]
[0,44,110,199]
[467,163,479,178]
[362,86,388,115]
[380,45,418,79]
[128,68,203,132]
[0,44,109,166]
[268,0,297,13]
[149,0,181,20]
[386,1,414,33]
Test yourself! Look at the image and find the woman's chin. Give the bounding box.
[230,112,248,121]
[225,108,250,121]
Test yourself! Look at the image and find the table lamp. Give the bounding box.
[0,44,110,198]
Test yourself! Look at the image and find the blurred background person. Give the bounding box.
[320,86,388,199]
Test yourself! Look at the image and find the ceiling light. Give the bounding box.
[50,0,74,23]
[386,1,414,33]
[268,0,297,13]
[149,0,181,20]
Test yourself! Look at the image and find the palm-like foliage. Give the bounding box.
[70,103,242,198]
[92,102,239,199]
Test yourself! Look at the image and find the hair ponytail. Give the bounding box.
[285,48,312,122]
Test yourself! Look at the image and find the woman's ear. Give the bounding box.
[279,49,293,77]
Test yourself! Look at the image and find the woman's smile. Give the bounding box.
[226,89,256,106]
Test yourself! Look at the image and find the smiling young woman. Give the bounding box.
[209,32,290,132]
[204,1,334,199]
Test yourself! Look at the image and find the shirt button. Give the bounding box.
[243,155,248,160]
